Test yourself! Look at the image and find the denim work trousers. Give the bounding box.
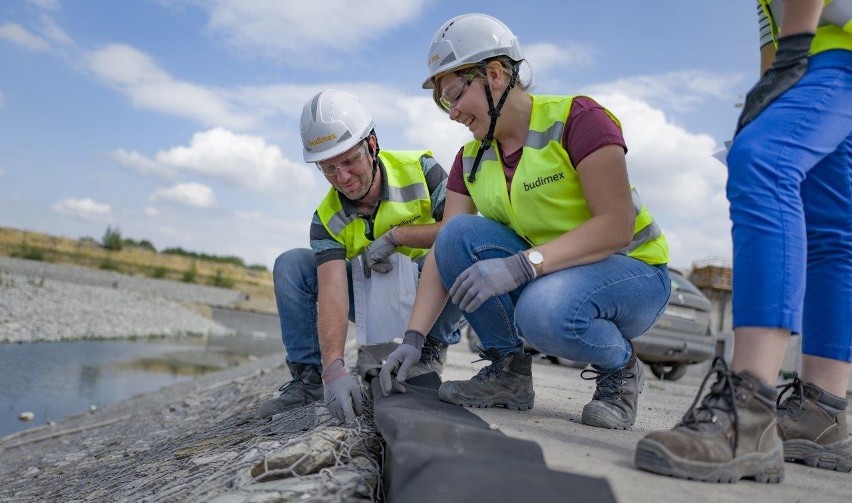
[433,215,670,370]
[273,248,463,367]
[727,50,852,361]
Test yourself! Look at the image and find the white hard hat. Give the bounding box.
[300,89,375,163]
[423,13,523,89]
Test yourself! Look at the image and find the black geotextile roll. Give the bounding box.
[371,372,618,503]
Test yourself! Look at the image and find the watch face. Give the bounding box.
[528,250,544,265]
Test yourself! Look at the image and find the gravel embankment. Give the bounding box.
[0,257,239,343]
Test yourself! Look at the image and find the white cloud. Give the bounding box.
[524,42,593,76]
[143,207,159,217]
[107,148,178,179]
[154,128,315,193]
[51,198,112,218]
[585,91,731,270]
[587,71,742,113]
[28,0,60,11]
[87,44,255,129]
[109,129,318,206]
[195,0,427,64]
[39,15,73,46]
[0,23,51,51]
[151,182,217,208]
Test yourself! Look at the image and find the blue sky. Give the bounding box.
[0,1,758,270]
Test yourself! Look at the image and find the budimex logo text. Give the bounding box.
[308,133,337,147]
[523,172,565,192]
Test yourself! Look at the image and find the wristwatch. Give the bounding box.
[525,249,544,278]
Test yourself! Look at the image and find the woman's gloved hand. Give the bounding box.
[379,330,426,396]
[449,253,534,313]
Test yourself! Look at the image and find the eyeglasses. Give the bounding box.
[438,76,472,113]
[316,143,367,176]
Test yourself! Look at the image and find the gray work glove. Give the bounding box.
[449,253,534,313]
[379,330,426,396]
[364,227,399,274]
[321,358,364,424]
[736,32,814,134]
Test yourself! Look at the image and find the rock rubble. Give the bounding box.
[0,257,235,343]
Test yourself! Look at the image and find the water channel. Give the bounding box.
[0,307,283,438]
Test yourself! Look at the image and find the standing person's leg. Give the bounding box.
[635,50,852,482]
[432,215,534,410]
[776,133,852,472]
[515,255,669,429]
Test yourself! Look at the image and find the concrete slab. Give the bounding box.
[440,344,852,503]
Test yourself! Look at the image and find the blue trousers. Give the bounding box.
[433,215,670,370]
[727,50,852,362]
[272,248,463,367]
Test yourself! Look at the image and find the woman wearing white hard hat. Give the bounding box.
[380,14,670,430]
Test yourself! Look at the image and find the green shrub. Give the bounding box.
[210,268,235,288]
[11,240,44,261]
[150,266,168,279]
[99,258,120,271]
[182,262,197,283]
[102,226,123,251]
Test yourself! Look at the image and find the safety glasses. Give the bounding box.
[316,142,367,176]
[437,76,473,113]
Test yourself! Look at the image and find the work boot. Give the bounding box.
[581,347,645,429]
[635,359,784,483]
[776,373,852,472]
[257,362,323,419]
[407,336,448,378]
[438,348,534,410]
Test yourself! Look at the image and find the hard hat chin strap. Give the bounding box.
[467,61,518,183]
[353,131,380,203]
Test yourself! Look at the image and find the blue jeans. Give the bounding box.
[273,248,463,367]
[727,50,852,362]
[434,215,670,370]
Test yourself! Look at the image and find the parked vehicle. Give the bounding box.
[633,270,715,380]
[463,270,716,381]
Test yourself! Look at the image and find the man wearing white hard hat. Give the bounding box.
[258,89,463,424]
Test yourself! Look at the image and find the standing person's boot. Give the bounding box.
[635,359,784,483]
[581,346,645,429]
[776,374,852,472]
[438,348,534,410]
[257,362,324,419]
[408,336,448,378]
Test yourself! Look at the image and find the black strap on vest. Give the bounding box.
[467,61,519,183]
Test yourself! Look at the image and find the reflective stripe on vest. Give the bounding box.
[317,150,435,260]
[461,94,669,266]
[761,0,852,53]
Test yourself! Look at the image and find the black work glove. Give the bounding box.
[736,32,814,134]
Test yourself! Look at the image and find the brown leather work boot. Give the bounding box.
[635,359,784,483]
[776,374,852,472]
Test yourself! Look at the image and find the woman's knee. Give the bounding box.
[434,215,481,257]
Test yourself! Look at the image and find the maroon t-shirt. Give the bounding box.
[446,96,628,196]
